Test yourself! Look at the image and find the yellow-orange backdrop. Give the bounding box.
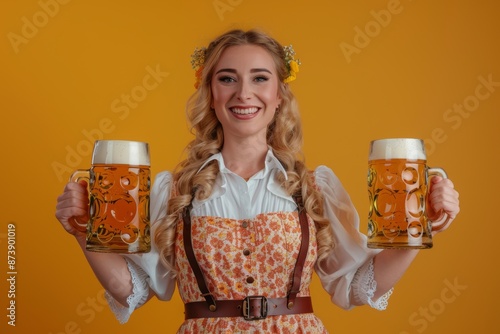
[1,0,499,333]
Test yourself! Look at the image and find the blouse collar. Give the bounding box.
[197,148,288,180]
[193,148,291,205]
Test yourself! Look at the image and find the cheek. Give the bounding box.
[211,93,221,110]
[211,88,230,108]
[213,109,223,124]
[264,85,281,106]
[266,91,281,108]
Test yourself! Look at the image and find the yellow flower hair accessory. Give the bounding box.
[190,47,206,89]
[283,45,301,83]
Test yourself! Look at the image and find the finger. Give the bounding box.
[57,182,89,208]
[56,202,89,230]
[429,175,444,184]
[428,187,460,219]
[55,182,90,235]
[429,184,459,203]
[56,191,89,212]
[63,180,88,196]
[428,178,459,202]
[429,177,455,193]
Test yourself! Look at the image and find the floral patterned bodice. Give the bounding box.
[175,211,328,333]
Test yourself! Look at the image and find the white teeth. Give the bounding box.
[230,107,258,115]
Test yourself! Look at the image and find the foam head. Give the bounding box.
[369,138,426,161]
[92,140,150,166]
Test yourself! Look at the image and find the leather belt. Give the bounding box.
[184,296,313,320]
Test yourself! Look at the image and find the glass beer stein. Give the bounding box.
[367,138,450,249]
[70,140,151,253]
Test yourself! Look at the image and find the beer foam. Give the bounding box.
[92,140,150,166]
[369,138,426,160]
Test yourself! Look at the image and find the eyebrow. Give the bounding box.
[215,68,273,75]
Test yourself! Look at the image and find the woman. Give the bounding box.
[55,29,460,333]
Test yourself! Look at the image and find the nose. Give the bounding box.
[236,80,252,100]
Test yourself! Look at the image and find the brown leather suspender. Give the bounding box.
[288,193,309,309]
[182,192,313,320]
[182,202,217,310]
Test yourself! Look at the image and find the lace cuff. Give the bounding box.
[352,258,393,310]
[105,258,150,324]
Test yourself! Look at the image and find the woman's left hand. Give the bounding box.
[427,176,460,233]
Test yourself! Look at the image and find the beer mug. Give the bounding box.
[70,140,151,253]
[367,138,450,249]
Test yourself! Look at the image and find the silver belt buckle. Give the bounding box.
[242,296,268,320]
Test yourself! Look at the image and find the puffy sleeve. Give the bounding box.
[314,166,393,310]
[106,171,176,323]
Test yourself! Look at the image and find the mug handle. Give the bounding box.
[427,167,451,232]
[69,169,90,233]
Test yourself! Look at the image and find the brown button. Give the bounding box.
[241,220,249,228]
[246,276,255,284]
[243,249,251,256]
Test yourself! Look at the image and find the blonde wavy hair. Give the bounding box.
[155,29,334,272]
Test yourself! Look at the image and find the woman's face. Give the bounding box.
[211,44,282,143]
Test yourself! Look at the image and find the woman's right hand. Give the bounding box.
[55,180,90,236]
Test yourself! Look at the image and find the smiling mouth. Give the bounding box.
[230,107,259,115]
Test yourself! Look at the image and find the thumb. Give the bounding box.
[78,179,88,188]
[430,175,443,184]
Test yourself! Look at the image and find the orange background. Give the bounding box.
[1,0,499,333]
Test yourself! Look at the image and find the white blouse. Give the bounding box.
[106,149,392,323]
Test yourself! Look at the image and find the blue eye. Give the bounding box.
[218,76,235,83]
[254,76,269,82]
